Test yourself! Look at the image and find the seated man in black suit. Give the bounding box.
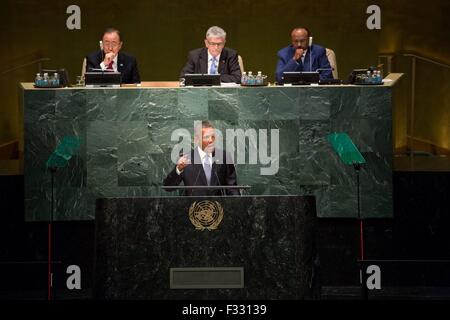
[180,26,242,83]
[163,121,240,196]
[85,27,140,84]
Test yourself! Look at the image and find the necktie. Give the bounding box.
[203,155,212,185]
[209,57,217,74]
[107,61,114,70]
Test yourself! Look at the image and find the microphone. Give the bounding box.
[308,36,313,72]
[99,40,107,72]
[99,40,104,63]
[212,159,224,196]
[191,153,202,196]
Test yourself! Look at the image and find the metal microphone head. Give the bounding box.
[99,40,103,51]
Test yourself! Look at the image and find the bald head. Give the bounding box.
[291,28,310,50]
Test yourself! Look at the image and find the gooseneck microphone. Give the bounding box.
[212,160,225,196]
[99,40,104,62]
[192,155,202,196]
[308,36,313,72]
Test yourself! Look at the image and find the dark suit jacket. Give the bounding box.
[85,50,140,84]
[180,47,242,83]
[163,148,240,196]
[275,44,333,83]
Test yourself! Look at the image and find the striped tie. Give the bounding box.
[204,155,212,185]
[209,57,217,74]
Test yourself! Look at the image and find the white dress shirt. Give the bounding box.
[197,146,212,171]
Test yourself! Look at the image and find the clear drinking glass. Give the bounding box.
[76,75,85,87]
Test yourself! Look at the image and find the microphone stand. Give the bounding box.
[353,162,368,300]
[309,47,312,72]
[44,136,81,300]
[47,166,57,300]
[213,168,225,196]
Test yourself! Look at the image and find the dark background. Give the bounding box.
[1,172,449,299]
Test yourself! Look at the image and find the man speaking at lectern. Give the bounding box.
[163,121,240,196]
[85,27,140,84]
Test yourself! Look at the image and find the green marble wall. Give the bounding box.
[23,85,393,220]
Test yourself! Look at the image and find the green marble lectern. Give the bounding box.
[94,195,317,299]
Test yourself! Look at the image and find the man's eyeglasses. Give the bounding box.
[207,41,225,47]
[103,41,120,48]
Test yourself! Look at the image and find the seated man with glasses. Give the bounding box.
[85,27,140,84]
[180,26,241,83]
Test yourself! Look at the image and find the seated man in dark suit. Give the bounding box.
[163,121,240,196]
[180,26,242,83]
[85,27,140,84]
[275,27,333,84]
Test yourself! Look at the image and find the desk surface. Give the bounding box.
[20,73,403,90]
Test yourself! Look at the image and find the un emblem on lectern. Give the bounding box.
[188,201,224,231]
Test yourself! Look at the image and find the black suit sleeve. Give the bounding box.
[220,51,242,83]
[225,163,240,195]
[180,51,196,77]
[222,151,239,195]
[85,52,102,72]
[163,166,183,191]
[130,56,141,83]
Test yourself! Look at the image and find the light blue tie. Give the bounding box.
[204,155,212,185]
[209,57,217,74]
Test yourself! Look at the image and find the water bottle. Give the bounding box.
[43,73,49,86]
[241,72,247,85]
[376,70,382,83]
[256,71,262,85]
[48,74,55,86]
[35,73,43,87]
[248,71,253,85]
[366,70,372,84]
[54,73,60,87]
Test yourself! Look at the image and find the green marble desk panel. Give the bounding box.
[21,82,397,220]
[95,195,317,299]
